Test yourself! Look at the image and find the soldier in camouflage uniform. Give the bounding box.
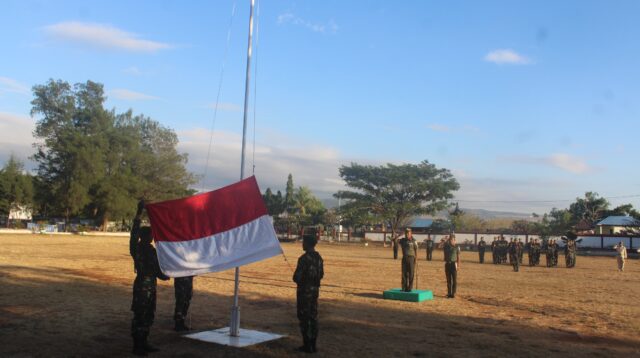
[491,237,497,264]
[508,239,520,272]
[391,235,399,260]
[130,201,170,356]
[517,239,524,264]
[425,236,434,261]
[477,237,486,263]
[173,276,194,332]
[562,232,581,268]
[399,228,418,292]
[552,239,559,267]
[293,230,324,353]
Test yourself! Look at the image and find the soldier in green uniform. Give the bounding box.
[391,235,399,260]
[517,239,524,264]
[173,276,194,332]
[491,237,497,264]
[562,232,581,268]
[293,230,324,353]
[508,239,520,272]
[399,228,418,292]
[439,235,460,298]
[425,236,434,261]
[552,239,559,267]
[477,237,486,263]
[129,201,170,356]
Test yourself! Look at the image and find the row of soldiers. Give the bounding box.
[482,234,579,271]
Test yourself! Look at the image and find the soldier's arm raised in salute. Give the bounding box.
[129,200,144,259]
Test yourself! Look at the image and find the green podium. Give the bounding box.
[383,288,433,302]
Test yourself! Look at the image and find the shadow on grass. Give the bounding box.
[0,264,638,357]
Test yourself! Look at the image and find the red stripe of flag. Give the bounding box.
[146,176,268,242]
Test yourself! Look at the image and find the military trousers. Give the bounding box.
[426,248,433,261]
[401,256,416,291]
[174,276,194,323]
[131,275,157,337]
[478,249,485,263]
[297,286,319,341]
[444,262,457,297]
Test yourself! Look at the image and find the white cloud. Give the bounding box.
[0,112,36,166]
[277,12,338,34]
[205,102,242,112]
[502,153,592,174]
[546,153,590,174]
[44,21,172,52]
[109,89,159,101]
[178,128,347,197]
[427,124,450,132]
[484,49,531,65]
[0,77,29,95]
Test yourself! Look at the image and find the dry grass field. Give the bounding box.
[1,233,639,357]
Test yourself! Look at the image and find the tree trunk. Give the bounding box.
[102,213,109,232]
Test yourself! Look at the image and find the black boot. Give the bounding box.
[298,337,312,353]
[311,338,317,353]
[143,334,160,353]
[132,334,147,356]
[174,320,191,332]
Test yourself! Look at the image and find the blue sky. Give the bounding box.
[1,0,639,213]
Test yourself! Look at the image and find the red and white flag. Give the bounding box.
[146,176,282,277]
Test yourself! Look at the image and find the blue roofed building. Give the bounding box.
[595,216,640,235]
[408,218,434,231]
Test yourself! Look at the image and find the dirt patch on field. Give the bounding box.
[0,234,639,357]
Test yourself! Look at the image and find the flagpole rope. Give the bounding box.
[201,0,237,192]
[251,0,260,175]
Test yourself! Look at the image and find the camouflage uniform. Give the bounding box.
[130,217,169,354]
[425,238,434,261]
[293,241,324,353]
[478,238,486,263]
[508,241,520,272]
[564,240,577,268]
[517,239,524,264]
[174,276,194,331]
[392,236,399,260]
[491,239,497,264]
[399,235,418,292]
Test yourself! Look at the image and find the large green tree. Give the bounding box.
[0,155,34,226]
[30,79,195,228]
[335,160,460,242]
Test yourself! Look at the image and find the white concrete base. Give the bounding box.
[184,327,285,348]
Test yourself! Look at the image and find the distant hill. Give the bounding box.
[460,208,534,220]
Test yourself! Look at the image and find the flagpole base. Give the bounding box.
[184,327,285,348]
[230,305,240,336]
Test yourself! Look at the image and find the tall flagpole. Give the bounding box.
[230,0,255,337]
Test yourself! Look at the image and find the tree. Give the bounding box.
[285,173,294,214]
[335,160,459,243]
[449,202,464,232]
[30,79,195,228]
[263,188,285,216]
[0,155,34,226]
[568,192,609,228]
[292,186,326,226]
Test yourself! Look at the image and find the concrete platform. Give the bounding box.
[383,288,433,302]
[184,327,285,348]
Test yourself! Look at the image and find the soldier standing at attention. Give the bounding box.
[129,201,170,356]
[508,239,520,272]
[425,236,434,261]
[392,235,399,260]
[439,235,460,298]
[478,237,486,263]
[491,237,497,264]
[399,228,418,292]
[517,239,524,264]
[614,241,627,272]
[173,276,194,332]
[293,230,324,353]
